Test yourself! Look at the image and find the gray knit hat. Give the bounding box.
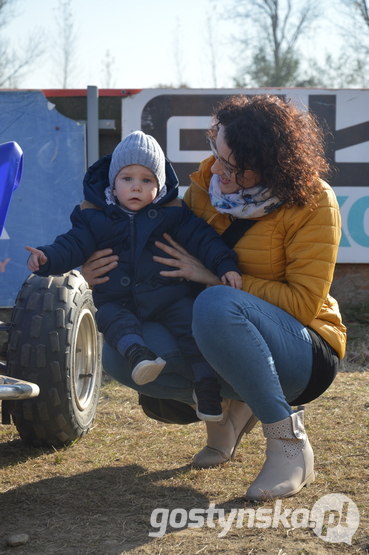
[108,131,166,190]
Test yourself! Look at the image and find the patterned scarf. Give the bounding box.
[209,174,283,219]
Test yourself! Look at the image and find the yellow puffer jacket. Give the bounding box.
[183,156,346,359]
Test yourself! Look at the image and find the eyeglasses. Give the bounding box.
[209,139,238,179]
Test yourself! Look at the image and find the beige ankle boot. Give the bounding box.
[192,399,258,468]
[245,408,315,500]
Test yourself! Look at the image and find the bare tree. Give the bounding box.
[340,1,369,39]
[206,13,219,88]
[0,0,44,87]
[101,50,116,88]
[353,0,369,26]
[53,0,78,88]
[231,0,321,86]
[322,0,369,87]
[306,51,368,88]
[0,0,15,27]
[173,17,187,87]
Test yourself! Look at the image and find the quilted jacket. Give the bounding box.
[184,156,347,359]
[35,155,240,322]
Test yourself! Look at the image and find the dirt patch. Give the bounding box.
[0,369,368,555]
[0,309,368,554]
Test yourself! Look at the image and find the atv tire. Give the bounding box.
[7,270,102,448]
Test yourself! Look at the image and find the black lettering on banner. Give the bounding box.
[309,95,369,188]
[141,93,369,188]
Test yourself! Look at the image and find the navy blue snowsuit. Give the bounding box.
[35,155,240,359]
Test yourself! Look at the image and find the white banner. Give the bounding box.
[122,88,369,263]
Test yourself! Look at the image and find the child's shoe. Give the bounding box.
[193,377,223,422]
[125,343,166,385]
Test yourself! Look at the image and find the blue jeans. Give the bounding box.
[102,287,313,423]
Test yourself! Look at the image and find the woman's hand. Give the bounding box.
[153,233,221,286]
[81,249,119,286]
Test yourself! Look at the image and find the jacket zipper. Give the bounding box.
[129,214,135,269]
[128,213,140,313]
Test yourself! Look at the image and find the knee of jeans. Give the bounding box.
[192,287,234,345]
[193,286,225,321]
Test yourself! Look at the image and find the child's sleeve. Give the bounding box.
[171,202,240,278]
[34,206,99,276]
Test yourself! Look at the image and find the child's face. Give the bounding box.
[113,165,159,211]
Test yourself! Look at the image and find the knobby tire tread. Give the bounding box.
[7,270,101,448]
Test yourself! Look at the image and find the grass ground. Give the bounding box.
[0,308,368,555]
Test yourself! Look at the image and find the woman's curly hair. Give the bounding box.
[207,94,331,206]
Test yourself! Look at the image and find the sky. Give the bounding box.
[4,0,239,90]
[3,0,345,92]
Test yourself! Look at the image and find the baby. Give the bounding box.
[26,131,242,421]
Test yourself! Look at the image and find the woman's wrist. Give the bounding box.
[188,267,221,286]
[206,274,222,286]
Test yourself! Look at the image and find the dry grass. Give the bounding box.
[341,304,369,371]
[0,314,368,554]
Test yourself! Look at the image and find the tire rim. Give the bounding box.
[72,307,98,411]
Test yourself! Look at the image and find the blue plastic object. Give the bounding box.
[0,141,23,235]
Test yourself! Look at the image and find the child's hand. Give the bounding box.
[221,271,242,289]
[25,246,48,272]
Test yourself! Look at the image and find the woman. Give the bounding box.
[82,95,346,500]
